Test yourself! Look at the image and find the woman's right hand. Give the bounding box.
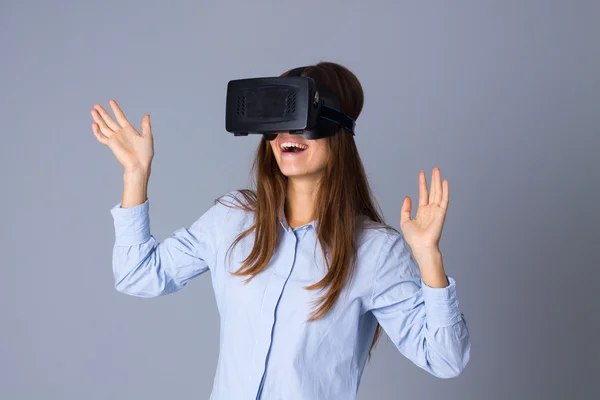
[91,100,154,173]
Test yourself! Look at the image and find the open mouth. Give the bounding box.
[280,143,308,154]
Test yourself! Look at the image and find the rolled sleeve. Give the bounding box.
[421,276,463,328]
[110,200,151,246]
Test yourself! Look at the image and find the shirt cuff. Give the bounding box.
[421,276,463,328]
[109,199,151,246]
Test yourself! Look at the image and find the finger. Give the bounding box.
[92,104,120,131]
[141,114,152,137]
[91,109,114,137]
[419,170,428,206]
[109,99,131,127]
[428,167,438,205]
[92,122,109,145]
[441,179,449,209]
[433,167,443,205]
[400,196,412,227]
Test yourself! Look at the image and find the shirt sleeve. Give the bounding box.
[368,230,471,378]
[109,196,230,297]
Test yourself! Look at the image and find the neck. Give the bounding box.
[285,176,320,228]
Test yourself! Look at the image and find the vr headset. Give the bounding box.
[225,66,355,141]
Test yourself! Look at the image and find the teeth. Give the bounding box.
[280,142,308,150]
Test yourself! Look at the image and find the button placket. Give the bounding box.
[253,230,298,399]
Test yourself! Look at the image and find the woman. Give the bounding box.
[91,62,470,400]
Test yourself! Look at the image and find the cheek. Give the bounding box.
[308,142,329,164]
[317,140,329,156]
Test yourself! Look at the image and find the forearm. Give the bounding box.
[412,248,449,288]
[121,167,150,208]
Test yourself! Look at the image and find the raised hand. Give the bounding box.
[400,167,449,254]
[91,100,154,173]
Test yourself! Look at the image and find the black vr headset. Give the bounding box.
[225,66,355,141]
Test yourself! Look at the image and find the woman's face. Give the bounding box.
[269,132,329,179]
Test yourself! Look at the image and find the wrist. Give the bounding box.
[124,166,151,180]
[411,246,441,260]
[412,249,448,288]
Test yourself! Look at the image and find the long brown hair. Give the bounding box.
[218,61,386,358]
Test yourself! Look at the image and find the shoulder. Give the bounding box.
[355,217,420,301]
[345,217,415,307]
[202,189,256,230]
[356,215,403,251]
[207,189,255,214]
[213,189,255,207]
[355,216,415,274]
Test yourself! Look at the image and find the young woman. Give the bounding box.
[91,62,470,400]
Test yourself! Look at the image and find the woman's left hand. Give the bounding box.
[400,167,449,256]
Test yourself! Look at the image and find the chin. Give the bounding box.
[279,167,312,177]
[280,167,325,180]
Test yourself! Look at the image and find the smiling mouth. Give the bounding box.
[280,143,308,154]
[282,147,306,153]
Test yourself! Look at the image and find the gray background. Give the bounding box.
[1,1,599,399]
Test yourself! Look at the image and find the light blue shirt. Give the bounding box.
[110,191,470,400]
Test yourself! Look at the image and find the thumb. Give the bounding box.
[400,196,412,227]
[141,114,152,137]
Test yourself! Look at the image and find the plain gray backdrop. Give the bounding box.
[1,1,599,399]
